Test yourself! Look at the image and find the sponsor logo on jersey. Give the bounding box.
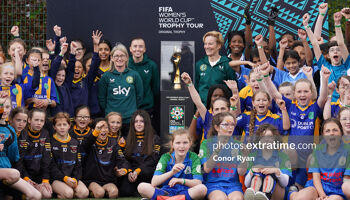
[109,78,115,83]
[113,86,131,96]
[144,70,149,74]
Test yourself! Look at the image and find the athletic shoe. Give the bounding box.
[255,191,269,200]
[244,187,256,200]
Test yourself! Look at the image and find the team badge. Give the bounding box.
[156,163,162,171]
[70,145,78,153]
[200,64,207,71]
[184,166,191,174]
[308,112,314,120]
[44,83,49,90]
[126,76,134,84]
[19,140,27,148]
[11,88,18,95]
[107,146,113,154]
[198,149,204,158]
[39,138,46,146]
[339,156,346,166]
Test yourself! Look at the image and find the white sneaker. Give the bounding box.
[244,188,256,200]
[255,191,269,200]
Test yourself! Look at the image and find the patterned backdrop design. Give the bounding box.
[209,0,329,51]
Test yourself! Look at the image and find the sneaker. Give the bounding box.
[288,185,299,193]
[255,191,269,200]
[244,188,255,200]
[141,198,150,200]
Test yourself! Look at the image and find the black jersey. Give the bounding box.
[126,133,161,174]
[16,127,51,182]
[69,125,92,145]
[50,134,82,181]
[81,132,129,184]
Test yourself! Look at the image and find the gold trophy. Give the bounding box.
[172,46,182,90]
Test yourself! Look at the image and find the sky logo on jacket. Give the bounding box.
[113,86,131,96]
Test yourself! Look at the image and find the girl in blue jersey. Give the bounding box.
[138,129,207,200]
[236,90,290,141]
[199,112,246,200]
[7,38,26,81]
[181,72,240,141]
[239,70,261,112]
[290,118,350,200]
[0,94,42,200]
[244,124,292,200]
[324,76,350,119]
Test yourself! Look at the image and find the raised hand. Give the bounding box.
[10,26,19,37]
[302,66,313,77]
[70,41,78,55]
[59,37,67,46]
[224,80,238,92]
[276,99,286,110]
[268,6,279,26]
[341,8,350,19]
[303,13,310,27]
[0,91,9,105]
[244,4,251,25]
[92,30,103,46]
[321,66,331,80]
[181,72,192,85]
[317,37,324,45]
[318,3,328,15]
[328,81,336,94]
[298,29,307,41]
[60,43,68,55]
[279,38,289,50]
[258,62,271,76]
[334,12,342,25]
[254,34,264,46]
[46,39,56,52]
[28,56,40,67]
[53,25,62,37]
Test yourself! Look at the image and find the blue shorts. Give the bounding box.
[295,168,307,186]
[305,180,345,199]
[160,185,189,196]
[206,183,243,196]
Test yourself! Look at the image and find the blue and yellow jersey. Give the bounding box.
[308,141,350,189]
[154,151,202,191]
[199,138,242,187]
[93,66,109,83]
[331,99,342,118]
[0,84,32,108]
[21,63,30,82]
[239,85,254,112]
[236,110,284,139]
[196,110,213,144]
[24,73,58,107]
[284,96,322,137]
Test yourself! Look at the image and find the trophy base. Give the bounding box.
[173,83,181,90]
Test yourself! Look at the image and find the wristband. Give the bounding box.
[23,177,30,181]
[135,168,141,175]
[335,24,342,28]
[230,106,237,111]
[187,83,193,87]
[345,105,350,108]
[346,19,350,22]
[250,168,254,175]
[320,13,325,17]
[193,115,198,120]
[59,53,64,57]
[0,104,3,107]
[182,178,186,185]
[49,51,55,55]
[257,78,263,82]
[305,24,310,29]
[42,179,49,183]
[258,46,263,49]
[263,74,269,77]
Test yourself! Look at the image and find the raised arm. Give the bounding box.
[260,62,283,100]
[228,60,256,68]
[276,38,288,70]
[53,25,62,56]
[314,3,328,39]
[224,80,241,116]
[267,6,279,61]
[49,42,68,80]
[276,99,290,130]
[14,47,23,77]
[181,72,207,119]
[87,30,103,86]
[302,66,318,101]
[244,4,253,61]
[46,39,56,60]
[334,12,349,60]
[342,8,350,49]
[303,13,322,61]
[255,35,269,64]
[317,66,331,109]
[10,26,20,38]
[298,29,314,66]
[323,82,336,120]
[188,110,200,142]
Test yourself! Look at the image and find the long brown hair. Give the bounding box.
[249,91,271,136]
[125,110,155,157]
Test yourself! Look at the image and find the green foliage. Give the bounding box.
[328,0,350,38]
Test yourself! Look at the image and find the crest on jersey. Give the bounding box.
[308,112,314,120]
[126,76,134,84]
[70,145,78,153]
[39,138,46,146]
[184,166,191,174]
[107,146,113,154]
[339,156,346,166]
[156,163,162,171]
[200,64,207,71]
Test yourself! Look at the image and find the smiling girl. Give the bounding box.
[138,129,207,200]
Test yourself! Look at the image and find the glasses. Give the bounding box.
[220,123,236,128]
[112,55,126,59]
[76,116,90,120]
[329,48,340,53]
[76,48,84,52]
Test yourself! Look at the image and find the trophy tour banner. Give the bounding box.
[47,0,329,139]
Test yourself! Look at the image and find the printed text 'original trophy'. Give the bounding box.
[172,46,182,90]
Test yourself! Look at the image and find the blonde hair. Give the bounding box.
[0,62,16,77]
[109,43,129,72]
[203,31,224,47]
